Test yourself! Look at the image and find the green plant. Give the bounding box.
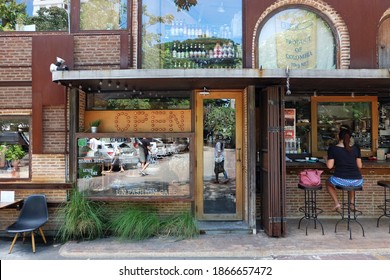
[4,144,26,161]
[159,211,199,239]
[56,190,105,242]
[109,205,160,240]
[90,119,101,127]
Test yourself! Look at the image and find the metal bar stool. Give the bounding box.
[376,181,390,233]
[298,183,324,235]
[334,185,364,240]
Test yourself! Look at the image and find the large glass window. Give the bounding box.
[77,136,191,198]
[258,8,336,69]
[0,116,30,179]
[86,91,191,110]
[1,0,69,32]
[80,0,127,30]
[142,0,242,69]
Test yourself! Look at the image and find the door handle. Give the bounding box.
[237,148,241,162]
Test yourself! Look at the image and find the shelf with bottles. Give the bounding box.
[161,38,242,69]
[164,20,235,42]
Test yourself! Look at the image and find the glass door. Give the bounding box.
[195,90,243,220]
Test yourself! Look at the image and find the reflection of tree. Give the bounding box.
[107,97,189,110]
[174,0,198,11]
[142,4,174,68]
[0,0,27,31]
[81,0,122,30]
[27,7,68,31]
[203,100,235,141]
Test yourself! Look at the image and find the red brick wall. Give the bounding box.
[74,35,121,69]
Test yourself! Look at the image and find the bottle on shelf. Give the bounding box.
[297,138,302,154]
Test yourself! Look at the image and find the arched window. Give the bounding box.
[258,8,336,69]
[378,15,390,69]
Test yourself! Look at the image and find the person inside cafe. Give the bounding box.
[325,126,363,211]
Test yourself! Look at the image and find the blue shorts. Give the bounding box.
[329,176,363,187]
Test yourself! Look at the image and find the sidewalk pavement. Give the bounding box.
[1,218,390,260]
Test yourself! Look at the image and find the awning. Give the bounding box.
[52,68,390,95]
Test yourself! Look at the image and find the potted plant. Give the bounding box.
[5,144,26,171]
[90,119,101,133]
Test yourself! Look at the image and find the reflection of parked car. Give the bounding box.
[119,145,139,169]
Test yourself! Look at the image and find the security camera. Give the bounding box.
[50,57,69,72]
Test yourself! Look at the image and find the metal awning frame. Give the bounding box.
[52,68,390,96]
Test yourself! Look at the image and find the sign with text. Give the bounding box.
[276,10,317,69]
[85,110,191,132]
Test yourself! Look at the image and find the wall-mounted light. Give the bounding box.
[99,80,103,86]
[124,84,128,91]
[199,86,210,95]
[351,92,355,97]
[116,82,120,88]
[108,80,112,87]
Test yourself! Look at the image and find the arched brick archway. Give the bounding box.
[252,0,350,69]
[378,8,390,69]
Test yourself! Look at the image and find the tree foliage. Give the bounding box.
[174,0,198,11]
[0,1,68,31]
[204,100,236,140]
[0,0,27,31]
[27,7,68,31]
[80,0,121,30]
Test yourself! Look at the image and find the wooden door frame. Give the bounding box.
[195,89,244,220]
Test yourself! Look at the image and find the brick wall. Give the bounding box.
[31,154,67,182]
[74,35,121,69]
[0,87,32,109]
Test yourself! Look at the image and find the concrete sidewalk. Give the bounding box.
[1,218,390,260]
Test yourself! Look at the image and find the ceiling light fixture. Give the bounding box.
[199,86,210,95]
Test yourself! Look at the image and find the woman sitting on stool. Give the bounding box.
[325,127,363,211]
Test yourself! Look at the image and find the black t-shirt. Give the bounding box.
[140,138,151,155]
[327,145,362,179]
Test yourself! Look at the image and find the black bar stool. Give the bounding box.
[334,185,364,240]
[298,183,324,235]
[376,181,390,233]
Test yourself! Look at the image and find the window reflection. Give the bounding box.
[2,1,68,31]
[86,91,191,110]
[258,8,336,69]
[0,116,30,179]
[142,0,242,69]
[81,0,127,30]
[77,137,191,197]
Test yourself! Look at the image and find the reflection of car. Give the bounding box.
[119,152,139,169]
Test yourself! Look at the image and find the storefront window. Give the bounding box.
[86,91,191,110]
[141,0,242,69]
[1,0,68,31]
[80,0,127,30]
[0,116,30,179]
[311,96,378,157]
[77,136,191,198]
[258,8,336,69]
